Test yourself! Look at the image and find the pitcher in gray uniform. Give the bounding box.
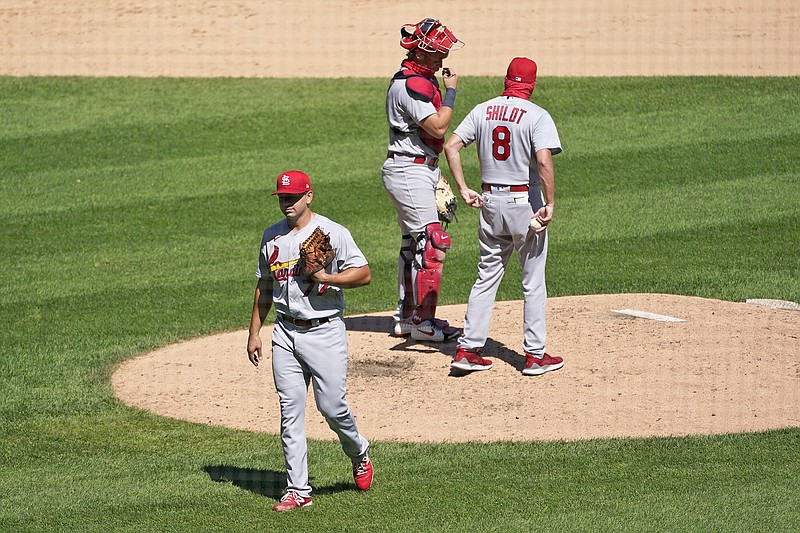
[247,170,374,512]
[443,57,565,376]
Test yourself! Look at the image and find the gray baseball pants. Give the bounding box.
[381,156,443,322]
[271,317,369,497]
[458,186,548,355]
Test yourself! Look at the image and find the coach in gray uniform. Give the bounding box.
[247,170,374,511]
[444,57,565,376]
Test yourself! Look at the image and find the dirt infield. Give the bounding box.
[112,295,800,443]
[7,1,798,442]
[2,1,798,77]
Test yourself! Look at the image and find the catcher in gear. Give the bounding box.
[247,170,374,510]
[381,18,464,343]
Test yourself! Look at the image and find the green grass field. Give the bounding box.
[1,76,799,532]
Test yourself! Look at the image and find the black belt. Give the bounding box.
[482,183,529,192]
[278,313,331,329]
[387,151,439,167]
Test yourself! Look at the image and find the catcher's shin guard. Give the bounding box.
[414,223,451,321]
[396,235,414,320]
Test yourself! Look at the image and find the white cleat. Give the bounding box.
[392,318,412,337]
[410,318,461,342]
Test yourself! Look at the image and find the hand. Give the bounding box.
[247,334,262,367]
[441,67,458,90]
[308,269,331,285]
[533,204,554,233]
[460,188,483,208]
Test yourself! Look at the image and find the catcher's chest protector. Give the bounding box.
[391,70,444,153]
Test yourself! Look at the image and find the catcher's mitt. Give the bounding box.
[298,226,335,278]
[435,176,457,226]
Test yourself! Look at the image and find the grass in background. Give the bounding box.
[1,76,798,532]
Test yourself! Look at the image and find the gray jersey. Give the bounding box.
[385,77,438,158]
[453,93,562,358]
[453,95,561,186]
[256,212,370,498]
[256,214,368,320]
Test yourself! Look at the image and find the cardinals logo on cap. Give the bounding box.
[273,170,312,195]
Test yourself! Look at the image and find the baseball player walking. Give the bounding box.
[443,57,565,376]
[247,170,374,511]
[382,18,463,343]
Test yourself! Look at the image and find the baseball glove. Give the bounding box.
[435,176,457,226]
[298,226,335,278]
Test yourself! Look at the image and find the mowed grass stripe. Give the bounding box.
[0,76,798,532]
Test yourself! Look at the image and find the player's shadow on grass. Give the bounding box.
[204,465,352,500]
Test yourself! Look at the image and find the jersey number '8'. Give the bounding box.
[491,125,511,161]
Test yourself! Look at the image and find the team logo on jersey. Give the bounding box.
[268,244,298,280]
[271,260,300,280]
[268,246,280,265]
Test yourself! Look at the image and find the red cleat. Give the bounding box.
[272,491,313,512]
[451,347,493,372]
[522,352,564,376]
[353,455,374,491]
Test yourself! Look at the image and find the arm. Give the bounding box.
[532,148,555,232]
[444,133,482,208]
[247,277,273,367]
[419,107,453,139]
[310,264,371,288]
[418,72,459,138]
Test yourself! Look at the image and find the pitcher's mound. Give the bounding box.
[112,294,799,442]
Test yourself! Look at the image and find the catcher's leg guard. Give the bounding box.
[414,223,451,321]
[396,234,415,321]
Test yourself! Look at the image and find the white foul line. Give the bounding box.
[610,309,686,322]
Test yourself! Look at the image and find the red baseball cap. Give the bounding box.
[272,170,312,195]
[506,57,537,84]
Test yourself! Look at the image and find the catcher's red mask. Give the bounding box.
[400,18,463,54]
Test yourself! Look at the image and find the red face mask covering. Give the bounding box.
[402,59,435,78]
[502,79,535,100]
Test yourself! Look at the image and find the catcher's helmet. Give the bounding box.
[400,18,463,54]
